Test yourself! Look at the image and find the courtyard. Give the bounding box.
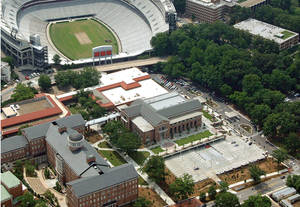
[164,135,265,183]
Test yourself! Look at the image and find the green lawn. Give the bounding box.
[98,141,112,148]
[175,130,213,146]
[281,30,295,39]
[98,150,126,166]
[50,19,118,60]
[128,151,150,165]
[151,146,164,154]
[202,110,214,121]
[138,176,148,186]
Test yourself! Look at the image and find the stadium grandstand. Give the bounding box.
[1,0,176,68]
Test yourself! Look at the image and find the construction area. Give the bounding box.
[164,135,266,182]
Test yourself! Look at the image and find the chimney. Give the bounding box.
[87,154,96,164]
[58,126,66,134]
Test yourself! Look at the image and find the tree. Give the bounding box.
[285,133,300,154]
[220,84,233,97]
[117,132,141,153]
[38,74,51,91]
[286,175,300,192]
[133,197,152,207]
[169,173,195,201]
[250,104,271,127]
[11,83,35,102]
[208,185,217,200]
[215,192,240,207]
[19,192,37,207]
[52,54,61,65]
[199,192,206,202]
[272,149,288,169]
[242,195,271,207]
[54,181,62,193]
[2,56,14,69]
[219,181,229,193]
[151,32,171,56]
[249,165,265,183]
[143,156,167,183]
[44,167,50,179]
[242,74,263,95]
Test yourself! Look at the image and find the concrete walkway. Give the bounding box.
[93,142,176,205]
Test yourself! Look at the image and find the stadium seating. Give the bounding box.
[2,0,169,61]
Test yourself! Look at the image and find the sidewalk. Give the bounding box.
[93,142,176,205]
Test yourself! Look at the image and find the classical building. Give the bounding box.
[121,92,203,145]
[185,0,235,23]
[234,19,299,50]
[1,114,138,207]
[1,171,26,207]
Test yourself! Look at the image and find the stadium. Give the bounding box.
[1,0,176,68]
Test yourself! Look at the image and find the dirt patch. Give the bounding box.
[218,158,285,184]
[75,32,92,45]
[18,99,52,115]
[139,187,167,207]
[85,131,103,144]
[294,201,300,207]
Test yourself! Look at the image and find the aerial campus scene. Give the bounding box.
[0,0,300,207]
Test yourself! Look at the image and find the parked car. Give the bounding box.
[25,76,30,80]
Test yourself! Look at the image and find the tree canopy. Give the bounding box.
[102,120,141,152]
[38,74,51,91]
[215,192,240,207]
[133,197,152,207]
[169,173,195,201]
[143,156,167,183]
[242,195,271,207]
[11,83,36,102]
[55,67,100,89]
[286,174,300,192]
[249,165,265,183]
[52,54,61,65]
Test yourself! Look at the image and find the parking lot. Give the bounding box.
[165,136,266,182]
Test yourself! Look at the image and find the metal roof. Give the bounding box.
[67,163,138,197]
[23,122,51,141]
[157,99,202,119]
[55,114,85,129]
[1,135,28,153]
[1,171,20,189]
[1,185,11,202]
[46,124,110,177]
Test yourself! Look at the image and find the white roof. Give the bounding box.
[234,19,298,44]
[132,116,154,132]
[2,107,17,117]
[225,111,238,119]
[101,78,167,106]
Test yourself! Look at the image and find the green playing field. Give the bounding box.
[49,19,119,60]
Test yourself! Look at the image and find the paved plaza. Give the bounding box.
[165,136,265,182]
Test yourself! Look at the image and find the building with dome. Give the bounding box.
[1,114,138,207]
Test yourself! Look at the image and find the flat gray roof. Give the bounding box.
[1,135,28,153]
[145,92,186,111]
[234,18,298,44]
[67,164,138,197]
[239,0,266,7]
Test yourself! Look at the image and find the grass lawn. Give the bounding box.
[175,130,213,146]
[128,151,150,165]
[138,176,148,186]
[202,110,214,121]
[281,30,295,39]
[98,141,112,148]
[50,19,118,60]
[98,150,126,166]
[150,146,164,154]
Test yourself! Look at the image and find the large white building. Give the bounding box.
[234,18,299,50]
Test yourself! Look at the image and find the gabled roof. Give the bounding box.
[140,104,168,126]
[1,135,28,153]
[157,99,202,119]
[23,122,51,141]
[55,114,85,129]
[1,171,21,189]
[67,164,138,198]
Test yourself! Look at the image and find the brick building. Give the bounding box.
[121,92,203,145]
[1,114,138,207]
[234,19,299,50]
[185,0,235,23]
[1,171,26,207]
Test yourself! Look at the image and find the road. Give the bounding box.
[1,84,16,102]
[237,176,287,203]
